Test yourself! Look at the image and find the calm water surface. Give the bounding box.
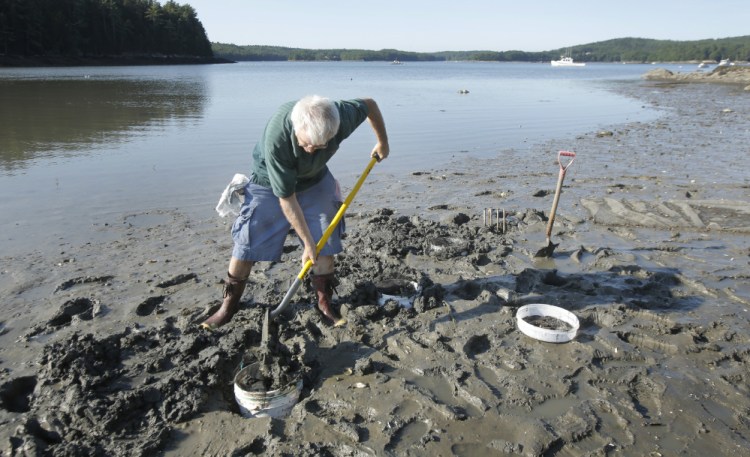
[0,61,686,254]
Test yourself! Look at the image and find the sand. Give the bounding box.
[1,74,749,456]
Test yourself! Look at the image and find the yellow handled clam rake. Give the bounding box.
[269,155,379,321]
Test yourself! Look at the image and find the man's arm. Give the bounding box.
[278,193,317,266]
[363,98,390,161]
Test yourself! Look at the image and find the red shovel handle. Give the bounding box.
[558,150,576,172]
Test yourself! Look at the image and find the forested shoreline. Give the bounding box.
[213,36,750,64]
[1,1,749,67]
[0,0,217,66]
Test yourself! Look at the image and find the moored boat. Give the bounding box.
[551,55,585,67]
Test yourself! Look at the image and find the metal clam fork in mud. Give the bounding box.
[535,150,576,258]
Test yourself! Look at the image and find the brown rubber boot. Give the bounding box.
[311,273,347,327]
[200,272,247,330]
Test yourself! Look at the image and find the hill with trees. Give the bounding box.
[2,0,748,67]
[212,36,750,64]
[0,0,220,66]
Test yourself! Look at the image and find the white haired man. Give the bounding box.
[202,95,389,329]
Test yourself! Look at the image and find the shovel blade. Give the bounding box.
[261,307,270,351]
[534,241,559,258]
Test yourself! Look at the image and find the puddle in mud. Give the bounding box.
[452,443,508,457]
[376,278,419,308]
[530,397,579,418]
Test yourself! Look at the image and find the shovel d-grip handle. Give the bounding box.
[271,155,379,318]
[558,150,576,171]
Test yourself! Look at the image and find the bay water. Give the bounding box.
[0,61,685,254]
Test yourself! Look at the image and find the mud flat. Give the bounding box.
[1,77,749,456]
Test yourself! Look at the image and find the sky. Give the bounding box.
[183,0,749,53]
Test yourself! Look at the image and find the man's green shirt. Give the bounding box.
[250,99,369,198]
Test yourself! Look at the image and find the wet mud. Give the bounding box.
[1,79,749,456]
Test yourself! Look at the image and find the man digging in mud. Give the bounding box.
[202,95,389,330]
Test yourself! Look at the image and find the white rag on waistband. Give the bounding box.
[215,173,250,217]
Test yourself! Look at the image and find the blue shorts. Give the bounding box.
[231,171,345,262]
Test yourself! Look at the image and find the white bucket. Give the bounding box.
[234,363,302,419]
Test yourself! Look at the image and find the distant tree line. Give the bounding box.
[575,37,750,63]
[211,44,444,62]
[2,0,747,66]
[0,0,212,58]
[213,36,750,63]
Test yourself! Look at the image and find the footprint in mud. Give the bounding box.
[451,279,483,300]
[626,373,665,420]
[615,331,679,354]
[155,273,197,288]
[515,268,568,294]
[24,298,100,339]
[0,376,37,413]
[136,296,167,316]
[463,334,491,359]
[386,419,430,455]
[54,275,114,293]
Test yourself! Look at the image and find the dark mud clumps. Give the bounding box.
[239,317,304,392]
[8,315,259,456]
[413,278,446,313]
[334,208,508,314]
[344,208,499,261]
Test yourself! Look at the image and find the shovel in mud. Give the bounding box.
[534,150,576,258]
[261,155,380,338]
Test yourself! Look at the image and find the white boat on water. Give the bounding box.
[551,55,585,67]
[718,58,734,67]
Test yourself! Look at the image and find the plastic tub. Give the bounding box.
[516,303,579,343]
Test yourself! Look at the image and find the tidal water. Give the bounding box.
[0,61,686,254]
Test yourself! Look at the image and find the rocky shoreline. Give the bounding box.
[644,65,750,89]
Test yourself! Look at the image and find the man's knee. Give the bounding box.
[229,257,254,279]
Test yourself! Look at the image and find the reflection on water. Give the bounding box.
[0,77,206,173]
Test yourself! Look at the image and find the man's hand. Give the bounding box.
[301,243,317,267]
[372,141,390,161]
